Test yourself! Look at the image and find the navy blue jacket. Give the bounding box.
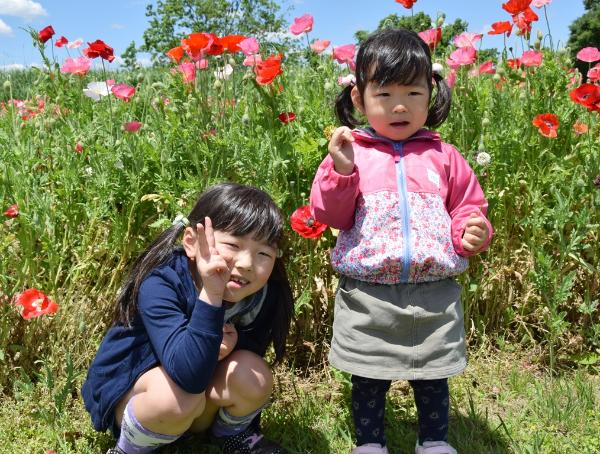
[82,250,276,434]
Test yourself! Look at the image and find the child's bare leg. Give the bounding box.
[188,349,273,432]
[114,365,206,435]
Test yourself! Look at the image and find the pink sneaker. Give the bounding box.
[351,443,390,454]
[415,441,457,454]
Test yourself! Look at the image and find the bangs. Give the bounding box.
[369,51,431,87]
[200,183,284,246]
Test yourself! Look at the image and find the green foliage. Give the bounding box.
[142,0,286,62]
[121,41,139,71]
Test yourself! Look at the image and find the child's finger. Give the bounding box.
[195,223,210,259]
[204,217,217,253]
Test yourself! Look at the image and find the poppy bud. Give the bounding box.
[496,67,506,76]
[3,80,11,92]
[136,72,145,83]
[482,117,490,127]
[537,30,544,41]
[493,73,502,81]
[534,40,541,50]
[324,81,333,91]
[519,91,527,100]
[436,14,446,27]
[213,79,222,89]
[242,113,250,124]
[228,57,236,67]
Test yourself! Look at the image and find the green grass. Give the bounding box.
[0,350,597,454]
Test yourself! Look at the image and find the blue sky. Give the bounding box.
[0,0,586,69]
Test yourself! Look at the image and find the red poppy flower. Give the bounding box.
[181,33,212,60]
[506,58,522,69]
[396,0,417,8]
[83,40,115,62]
[14,288,58,320]
[38,25,55,43]
[502,0,532,15]
[488,21,513,37]
[55,36,68,47]
[124,121,143,132]
[166,46,184,62]
[532,113,559,138]
[278,112,296,124]
[204,33,224,56]
[4,204,19,218]
[75,143,84,153]
[220,35,246,53]
[569,84,600,111]
[254,54,283,85]
[290,206,328,239]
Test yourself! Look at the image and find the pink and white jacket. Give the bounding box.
[310,128,493,284]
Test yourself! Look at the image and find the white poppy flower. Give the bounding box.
[214,64,234,80]
[83,81,111,101]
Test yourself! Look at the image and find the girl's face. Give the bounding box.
[352,75,430,141]
[212,230,278,303]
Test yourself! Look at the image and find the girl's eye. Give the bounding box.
[223,242,239,249]
[377,92,390,97]
[259,251,273,258]
[409,91,423,96]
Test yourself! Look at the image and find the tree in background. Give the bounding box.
[568,0,600,75]
[121,41,139,71]
[141,0,286,63]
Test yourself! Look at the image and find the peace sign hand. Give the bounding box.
[194,217,231,306]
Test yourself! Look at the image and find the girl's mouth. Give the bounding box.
[390,121,409,127]
[228,276,249,288]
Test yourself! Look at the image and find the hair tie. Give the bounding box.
[172,214,190,227]
[337,74,356,87]
[432,63,444,76]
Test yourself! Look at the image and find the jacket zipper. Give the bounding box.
[393,141,412,283]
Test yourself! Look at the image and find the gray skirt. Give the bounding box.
[329,276,466,381]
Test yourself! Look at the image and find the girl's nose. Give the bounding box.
[234,250,253,270]
[393,103,407,113]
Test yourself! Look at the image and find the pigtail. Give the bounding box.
[426,72,452,128]
[335,84,360,128]
[267,258,294,364]
[113,222,188,326]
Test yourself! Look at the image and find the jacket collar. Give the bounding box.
[351,127,441,146]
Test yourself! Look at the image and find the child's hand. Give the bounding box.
[328,126,355,175]
[219,323,238,361]
[461,213,489,253]
[195,217,232,306]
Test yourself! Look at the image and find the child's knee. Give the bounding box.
[152,389,207,422]
[228,350,273,401]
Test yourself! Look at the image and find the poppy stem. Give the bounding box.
[542,6,553,50]
[101,60,115,140]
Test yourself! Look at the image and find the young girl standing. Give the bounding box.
[310,29,493,454]
[82,183,293,454]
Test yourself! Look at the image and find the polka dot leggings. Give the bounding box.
[351,375,450,446]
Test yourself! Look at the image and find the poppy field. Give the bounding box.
[0,0,599,452]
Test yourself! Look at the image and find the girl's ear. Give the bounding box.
[351,86,365,114]
[182,226,197,259]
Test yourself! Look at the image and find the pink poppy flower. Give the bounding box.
[576,47,600,63]
[290,14,314,35]
[239,37,259,56]
[178,62,196,82]
[446,69,457,88]
[588,63,600,82]
[67,38,83,49]
[418,28,442,50]
[124,121,142,132]
[332,44,356,64]
[572,121,588,135]
[75,143,84,153]
[521,50,543,67]
[14,288,58,319]
[60,57,92,76]
[243,54,263,67]
[196,59,209,70]
[531,0,551,7]
[453,32,483,48]
[446,46,477,68]
[310,39,330,54]
[111,84,136,102]
[4,204,19,218]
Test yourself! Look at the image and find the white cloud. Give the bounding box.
[111,23,125,30]
[0,63,25,70]
[0,17,12,35]
[0,0,47,20]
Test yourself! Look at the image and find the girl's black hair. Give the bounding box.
[335,28,452,129]
[114,182,294,363]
